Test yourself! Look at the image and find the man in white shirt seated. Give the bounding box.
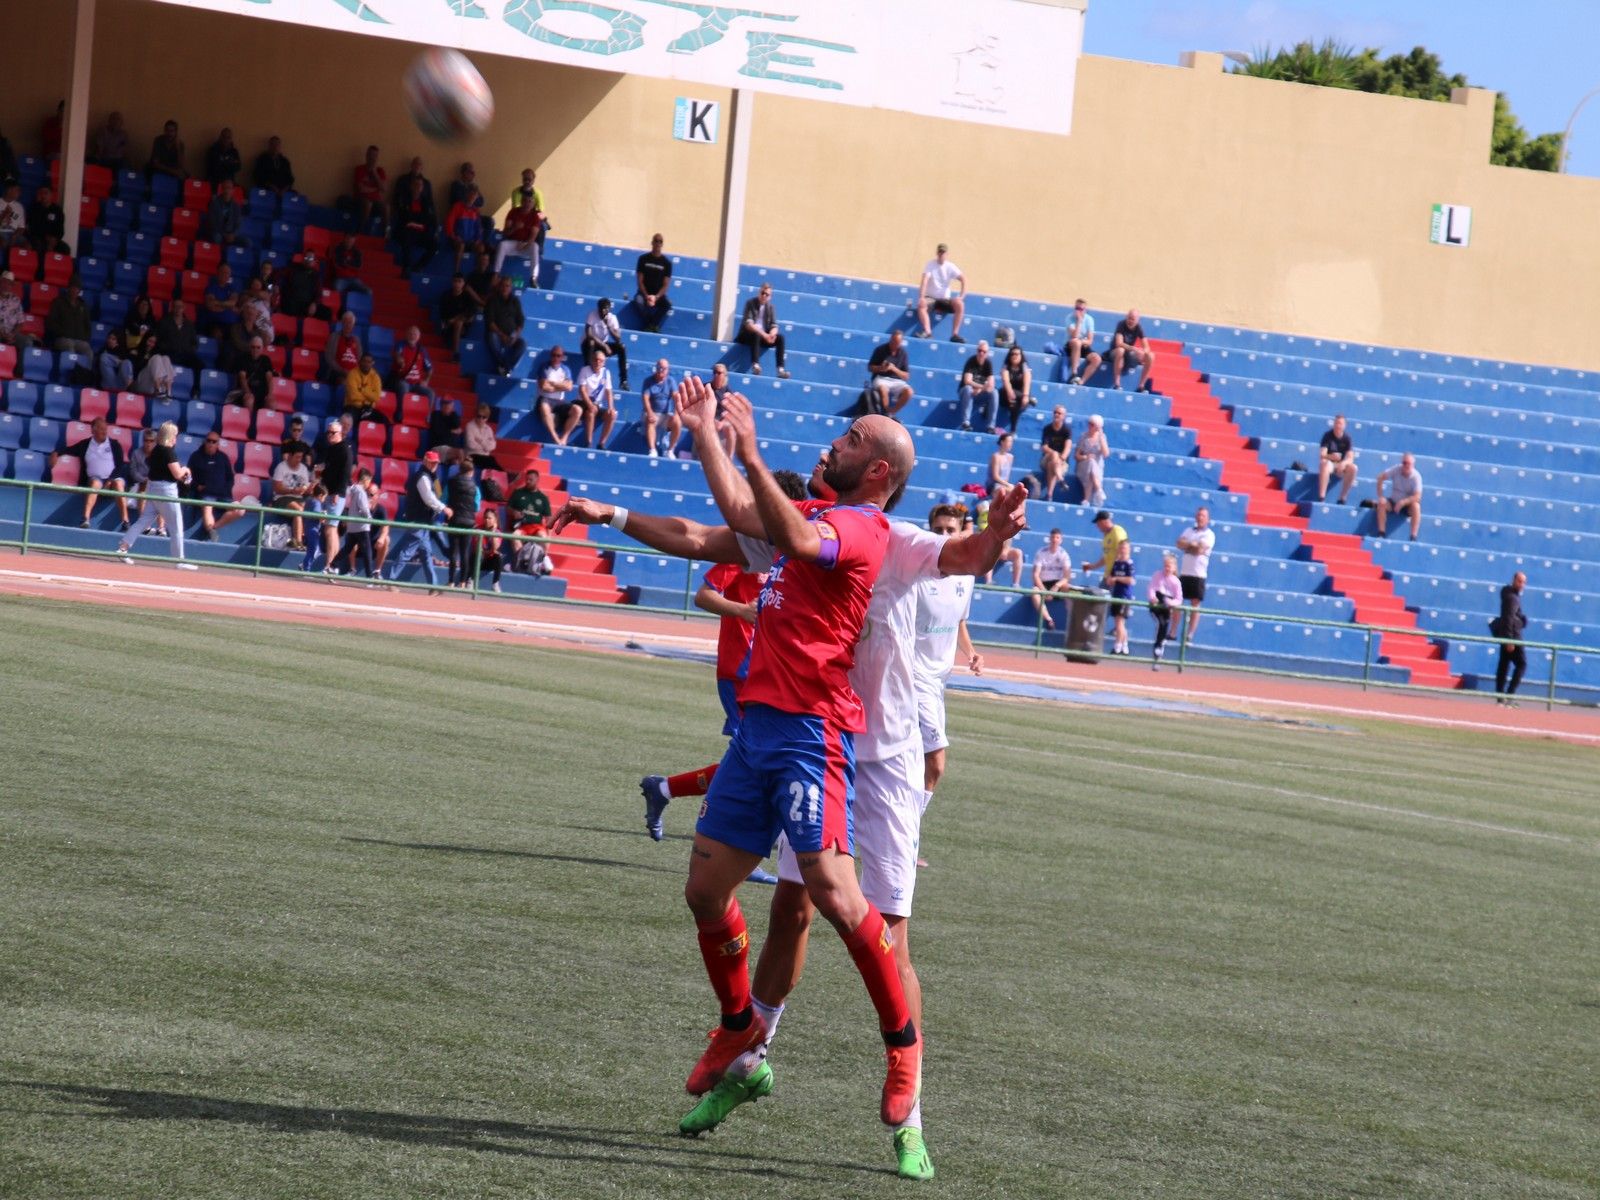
[913,243,966,343]
[1030,527,1073,631]
[576,347,616,450]
[581,296,628,390]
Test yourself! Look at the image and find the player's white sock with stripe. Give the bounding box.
[894,1099,923,1132]
[732,998,785,1078]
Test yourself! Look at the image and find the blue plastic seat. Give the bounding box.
[123,232,158,267]
[101,198,134,231]
[111,261,144,295]
[96,291,132,326]
[136,203,170,235]
[6,380,41,416]
[114,169,146,200]
[11,448,44,480]
[148,398,183,432]
[147,174,180,207]
[197,370,229,403]
[247,189,277,220]
[27,417,62,452]
[20,349,53,384]
[0,413,27,448]
[41,383,75,420]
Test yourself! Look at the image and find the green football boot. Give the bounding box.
[894,1127,935,1181]
[678,1061,774,1136]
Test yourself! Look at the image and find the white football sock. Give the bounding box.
[656,778,670,800]
[732,998,785,1078]
[894,1098,923,1132]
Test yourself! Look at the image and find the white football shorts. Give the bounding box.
[914,674,949,754]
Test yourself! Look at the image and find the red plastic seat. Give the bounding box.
[8,246,38,280]
[216,436,239,464]
[0,345,16,380]
[51,456,81,486]
[357,420,388,457]
[106,424,133,455]
[265,345,287,373]
[253,409,285,444]
[220,404,252,441]
[158,237,188,271]
[302,227,336,257]
[271,313,298,345]
[379,457,409,489]
[378,489,400,518]
[266,378,297,412]
[145,266,177,300]
[79,195,100,230]
[232,473,262,503]
[82,164,113,200]
[65,419,93,445]
[389,423,421,459]
[242,441,274,477]
[170,207,201,241]
[288,347,319,381]
[26,282,57,315]
[318,288,339,314]
[18,314,44,339]
[400,393,431,427]
[182,179,214,209]
[180,270,208,304]
[299,316,330,353]
[190,241,221,275]
[374,390,398,421]
[40,252,72,287]
[78,388,112,422]
[113,392,146,428]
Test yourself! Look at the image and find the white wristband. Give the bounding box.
[608,505,630,530]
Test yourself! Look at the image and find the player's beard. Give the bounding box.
[810,454,839,501]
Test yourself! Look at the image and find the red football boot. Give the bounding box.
[880,1035,923,1126]
[685,1016,767,1096]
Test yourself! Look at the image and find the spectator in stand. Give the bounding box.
[124,295,157,370]
[311,418,353,570]
[253,136,295,195]
[1147,553,1183,670]
[438,273,476,355]
[632,233,673,333]
[330,231,369,296]
[0,270,34,350]
[253,260,281,310]
[641,357,680,458]
[428,395,463,451]
[508,167,548,241]
[738,283,788,377]
[280,251,328,321]
[270,442,314,550]
[577,347,616,449]
[186,430,243,541]
[1493,571,1528,706]
[1174,504,1215,641]
[1036,405,1073,501]
[987,431,1015,495]
[27,185,66,253]
[117,421,193,568]
[508,468,551,533]
[999,344,1032,431]
[390,325,434,402]
[391,156,432,210]
[338,467,378,578]
[1030,527,1072,631]
[444,455,479,588]
[535,343,580,445]
[40,101,63,159]
[155,299,200,373]
[0,182,27,248]
[204,127,242,185]
[205,178,248,247]
[227,334,275,411]
[449,162,485,216]
[229,281,274,370]
[1083,509,1130,589]
[98,328,136,392]
[146,119,187,181]
[283,414,308,455]
[957,339,997,432]
[1075,413,1109,507]
[1109,309,1156,392]
[464,248,496,309]
[1064,298,1103,386]
[1317,413,1358,504]
[393,173,437,279]
[51,417,131,529]
[127,427,164,537]
[443,183,485,271]
[201,263,240,340]
[134,336,176,399]
[474,509,506,592]
[913,243,966,342]
[90,111,130,171]
[495,192,542,283]
[389,451,448,588]
[45,276,92,355]
[1374,452,1424,540]
[342,352,385,423]
[352,145,387,233]
[323,310,362,381]
[867,328,914,417]
[483,276,525,376]
[582,296,628,389]
[463,401,503,471]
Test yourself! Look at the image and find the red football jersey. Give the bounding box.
[738,501,889,733]
[703,561,764,682]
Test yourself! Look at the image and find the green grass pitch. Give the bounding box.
[1,594,1596,1198]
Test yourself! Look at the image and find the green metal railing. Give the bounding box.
[2,477,1593,712]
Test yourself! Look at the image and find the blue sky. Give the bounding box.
[1082,0,1600,176]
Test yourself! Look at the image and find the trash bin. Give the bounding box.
[1065,587,1110,663]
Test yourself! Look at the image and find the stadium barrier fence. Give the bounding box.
[1,477,1592,712]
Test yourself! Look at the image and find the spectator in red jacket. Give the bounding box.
[494,193,541,284]
[352,144,387,233]
[330,232,370,297]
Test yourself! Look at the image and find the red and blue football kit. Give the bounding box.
[698,501,890,859]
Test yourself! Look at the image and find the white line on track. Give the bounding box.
[987,738,1577,844]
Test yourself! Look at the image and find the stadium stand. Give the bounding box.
[1,146,1596,700]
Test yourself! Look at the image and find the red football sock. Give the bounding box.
[668,764,718,798]
[842,904,912,1034]
[695,899,752,1017]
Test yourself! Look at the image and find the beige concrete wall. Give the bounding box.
[4,3,1598,370]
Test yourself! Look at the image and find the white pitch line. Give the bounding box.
[987,739,1578,845]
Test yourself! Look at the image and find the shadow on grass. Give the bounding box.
[3,1081,872,1179]
[341,837,680,875]
[558,822,694,844]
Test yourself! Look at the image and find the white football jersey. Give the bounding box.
[914,574,974,683]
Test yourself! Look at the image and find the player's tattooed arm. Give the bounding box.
[677,376,764,537]
[549,498,745,564]
[937,481,1028,577]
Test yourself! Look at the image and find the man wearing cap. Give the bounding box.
[0,270,36,350]
[914,244,966,343]
[1074,414,1109,507]
[389,450,451,589]
[1064,299,1103,386]
[1083,510,1129,586]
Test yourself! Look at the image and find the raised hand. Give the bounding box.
[720,392,760,462]
[549,497,613,535]
[986,481,1029,541]
[674,374,714,434]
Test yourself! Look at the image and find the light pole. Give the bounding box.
[1559,84,1600,173]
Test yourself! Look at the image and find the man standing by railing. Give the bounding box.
[1493,572,1528,706]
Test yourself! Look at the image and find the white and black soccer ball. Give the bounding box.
[403,48,494,142]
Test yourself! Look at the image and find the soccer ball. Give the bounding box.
[403,48,494,142]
